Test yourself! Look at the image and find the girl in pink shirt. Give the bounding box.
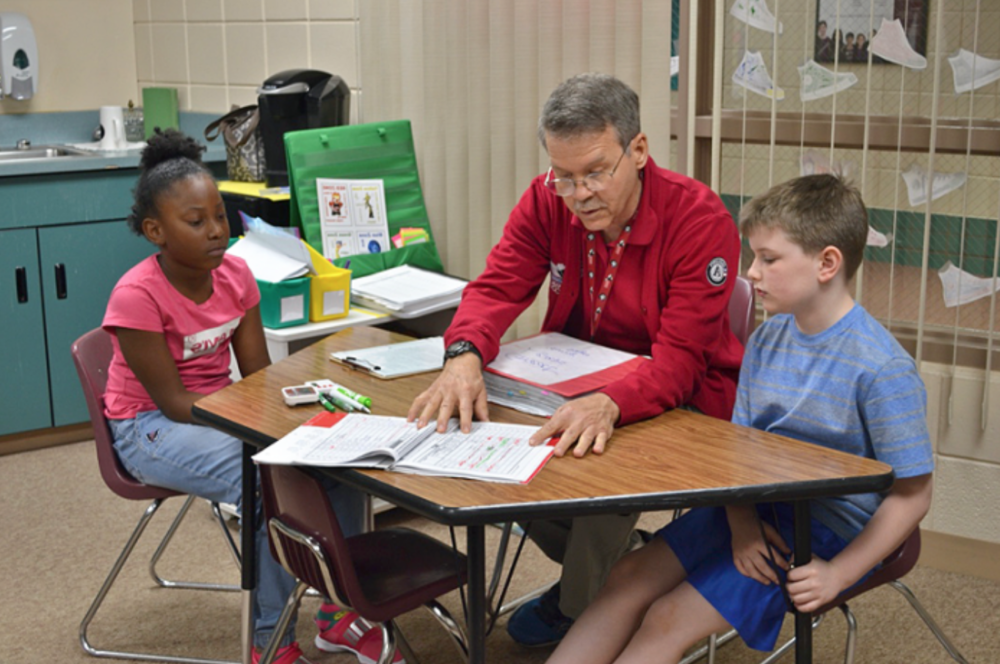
[103,130,373,664]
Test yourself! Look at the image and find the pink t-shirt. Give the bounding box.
[102,253,261,420]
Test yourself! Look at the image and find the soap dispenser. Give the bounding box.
[0,12,39,100]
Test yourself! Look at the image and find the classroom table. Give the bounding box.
[192,326,894,664]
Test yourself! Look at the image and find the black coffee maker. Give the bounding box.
[256,69,350,186]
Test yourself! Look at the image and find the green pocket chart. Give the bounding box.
[284,120,444,279]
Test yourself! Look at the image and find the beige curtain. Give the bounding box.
[358,0,675,339]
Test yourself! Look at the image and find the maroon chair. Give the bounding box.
[72,327,241,664]
[728,275,756,347]
[684,527,969,664]
[753,527,968,664]
[256,463,469,664]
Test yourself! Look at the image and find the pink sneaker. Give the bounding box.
[315,607,405,664]
[251,642,313,664]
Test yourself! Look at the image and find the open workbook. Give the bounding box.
[252,412,555,484]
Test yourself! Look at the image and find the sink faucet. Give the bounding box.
[16,139,31,150]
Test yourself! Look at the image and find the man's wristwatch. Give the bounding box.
[444,340,482,363]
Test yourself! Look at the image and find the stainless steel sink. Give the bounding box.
[0,145,95,162]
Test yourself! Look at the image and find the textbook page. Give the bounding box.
[252,412,432,468]
[395,420,555,483]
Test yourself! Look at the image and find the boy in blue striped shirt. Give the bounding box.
[546,174,934,663]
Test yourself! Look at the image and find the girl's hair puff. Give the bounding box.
[127,128,212,235]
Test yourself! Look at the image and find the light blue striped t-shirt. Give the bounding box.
[733,302,934,541]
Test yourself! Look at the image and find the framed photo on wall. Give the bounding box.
[814,0,929,64]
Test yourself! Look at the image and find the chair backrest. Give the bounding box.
[71,328,177,502]
[728,275,756,346]
[259,463,361,609]
[814,527,921,616]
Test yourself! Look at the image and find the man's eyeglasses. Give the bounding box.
[543,148,627,197]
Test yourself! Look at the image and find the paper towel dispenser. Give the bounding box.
[0,12,38,100]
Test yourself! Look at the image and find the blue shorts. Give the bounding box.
[658,503,863,652]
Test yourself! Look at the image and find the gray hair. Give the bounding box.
[538,73,641,151]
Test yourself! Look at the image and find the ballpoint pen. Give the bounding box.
[316,392,339,413]
[321,389,359,413]
[342,356,380,373]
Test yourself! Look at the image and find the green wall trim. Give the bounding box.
[719,193,999,276]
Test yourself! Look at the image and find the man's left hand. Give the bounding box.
[528,392,621,457]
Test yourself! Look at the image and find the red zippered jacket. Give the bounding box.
[445,157,743,424]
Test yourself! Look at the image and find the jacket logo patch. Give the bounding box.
[706,258,728,287]
[550,262,566,294]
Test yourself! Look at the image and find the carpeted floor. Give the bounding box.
[1,440,996,663]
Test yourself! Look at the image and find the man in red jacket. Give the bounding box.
[408,73,743,647]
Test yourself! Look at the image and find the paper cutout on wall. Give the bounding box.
[867,227,892,247]
[901,164,967,207]
[948,49,1000,95]
[938,262,1000,308]
[732,51,785,100]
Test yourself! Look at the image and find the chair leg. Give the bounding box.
[755,614,825,664]
[389,619,418,664]
[497,581,555,617]
[209,501,242,570]
[425,599,470,663]
[838,603,857,664]
[488,522,552,618]
[150,496,240,592]
[257,581,309,664]
[889,580,970,664]
[80,497,238,664]
[678,628,739,664]
[376,620,399,664]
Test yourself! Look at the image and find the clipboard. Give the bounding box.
[330,336,445,379]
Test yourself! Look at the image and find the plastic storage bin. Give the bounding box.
[304,242,351,322]
[257,277,311,329]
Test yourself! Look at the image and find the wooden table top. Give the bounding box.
[193,326,894,526]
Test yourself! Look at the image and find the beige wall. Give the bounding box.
[132,0,360,119]
[0,0,137,115]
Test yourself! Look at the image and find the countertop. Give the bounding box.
[0,110,226,178]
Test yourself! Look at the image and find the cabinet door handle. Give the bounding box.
[54,263,68,299]
[16,266,29,303]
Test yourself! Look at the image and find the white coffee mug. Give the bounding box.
[99,106,126,149]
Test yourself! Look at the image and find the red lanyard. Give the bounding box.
[585,223,633,340]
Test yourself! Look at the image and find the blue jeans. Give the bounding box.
[110,410,367,649]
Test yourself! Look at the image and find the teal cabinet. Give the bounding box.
[1,220,154,436]
[0,228,53,434]
[0,156,225,441]
[38,222,156,427]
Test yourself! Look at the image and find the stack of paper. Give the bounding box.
[484,333,648,417]
[350,265,465,318]
[227,215,315,283]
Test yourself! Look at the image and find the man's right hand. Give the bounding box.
[407,352,490,433]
